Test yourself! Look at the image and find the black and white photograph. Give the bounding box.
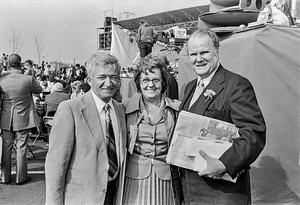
[0,0,300,204]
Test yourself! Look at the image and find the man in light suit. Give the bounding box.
[179,30,266,204]
[45,52,127,205]
[0,54,42,184]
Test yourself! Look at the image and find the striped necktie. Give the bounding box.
[189,79,204,109]
[104,104,118,180]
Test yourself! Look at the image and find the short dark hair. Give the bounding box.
[134,54,168,94]
[8,54,22,68]
[24,59,33,66]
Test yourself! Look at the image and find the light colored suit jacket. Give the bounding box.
[0,70,42,131]
[45,91,127,205]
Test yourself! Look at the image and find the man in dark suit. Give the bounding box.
[0,54,42,185]
[179,30,266,204]
[45,52,127,205]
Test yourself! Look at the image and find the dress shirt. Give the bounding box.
[196,63,220,88]
[91,90,119,139]
[189,64,220,108]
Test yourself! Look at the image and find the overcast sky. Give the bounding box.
[0,0,209,64]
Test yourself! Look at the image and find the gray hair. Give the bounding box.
[85,51,121,78]
[51,82,64,92]
[187,29,220,51]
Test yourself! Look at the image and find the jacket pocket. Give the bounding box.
[206,103,224,112]
[125,153,151,180]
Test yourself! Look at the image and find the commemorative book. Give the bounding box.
[166,110,239,182]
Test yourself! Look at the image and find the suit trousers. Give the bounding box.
[138,42,153,58]
[104,178,117,205]
[1,129,29,183]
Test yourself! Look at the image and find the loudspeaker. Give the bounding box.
[210,0,269,12]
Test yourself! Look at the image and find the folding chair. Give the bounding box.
[31,100,47,145]
[43,116,54,141]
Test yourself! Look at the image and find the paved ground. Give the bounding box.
[0,137,47,205]
[0,136,300,205]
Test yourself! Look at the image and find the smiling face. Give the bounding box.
[88,63,120,103]
[188,34,219,79]
[140,68,162,102]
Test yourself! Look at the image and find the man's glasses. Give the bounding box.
[140,78,161,85]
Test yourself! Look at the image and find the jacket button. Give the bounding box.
[102,189,106,193]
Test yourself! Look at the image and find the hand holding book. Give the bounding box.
[197,150,226,180]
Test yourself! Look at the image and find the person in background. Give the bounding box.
[46,76,55,92]
[0,59,3,111]
[0,54,42,185]
[40,75,51,93]
[23,59,35,76]
[43,64,51,77]
[122,54,181,205]
[80,82,91,94]
[156,54,179,100]
[257,0,290,26]
[70,80,83,99]
[44,82,70,116]
[0,59,4,75]
[45,51,127,205]
[178,29,266,204]
[136,20,156,58]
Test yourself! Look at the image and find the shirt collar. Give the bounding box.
[197,62,219,88]
[91,90,113,113]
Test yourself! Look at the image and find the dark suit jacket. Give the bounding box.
[45,91,127,205]
[179,65,266,205]
[0,70,42,131]
[45,91,70,115]
[166,73,179,100]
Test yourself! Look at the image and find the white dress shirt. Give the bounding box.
[189,64,219,108]
[91,90,119,140]
[196,63,219,89]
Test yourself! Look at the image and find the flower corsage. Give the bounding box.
[203,89,216,103]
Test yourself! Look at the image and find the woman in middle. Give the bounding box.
[123,54,181,205]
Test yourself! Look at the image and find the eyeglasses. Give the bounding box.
[140,78,161,85]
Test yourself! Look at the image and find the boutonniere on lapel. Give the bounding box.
[203,89,216,103]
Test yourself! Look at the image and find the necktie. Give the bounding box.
[189,80,204,109]
[104,104,118,179]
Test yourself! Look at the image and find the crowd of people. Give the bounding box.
[0,28,266,205]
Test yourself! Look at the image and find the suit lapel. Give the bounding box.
[189,66,225,115]
[112,100,125,166]
[80,92,104,144]
[180,79,197,111]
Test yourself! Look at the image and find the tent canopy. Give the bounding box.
[114,5,209,30]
